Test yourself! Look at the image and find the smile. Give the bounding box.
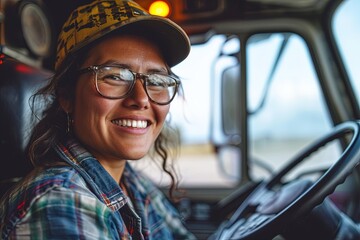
[111,119,148,129]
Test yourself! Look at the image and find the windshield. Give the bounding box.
[333,0,360,106]
[132,0,359,188]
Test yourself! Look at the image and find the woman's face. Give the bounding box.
[64,34,170,166]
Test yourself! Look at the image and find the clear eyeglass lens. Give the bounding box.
[96,67,134,98]
[95,66,177,103]
[146,74,177,103]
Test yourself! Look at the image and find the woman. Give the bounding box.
[0,0,195,239]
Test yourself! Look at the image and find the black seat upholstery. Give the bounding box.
[0,58,51,196]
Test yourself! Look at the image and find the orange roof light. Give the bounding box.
[149,1,170,17]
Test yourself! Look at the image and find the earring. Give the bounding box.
[66,113,73,133]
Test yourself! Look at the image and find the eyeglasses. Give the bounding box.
[78,65,180,105]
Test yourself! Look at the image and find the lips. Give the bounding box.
[111,119,148,128]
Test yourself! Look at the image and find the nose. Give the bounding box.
[123,79,150,109]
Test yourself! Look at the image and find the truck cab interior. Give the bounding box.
[1,0,359,239]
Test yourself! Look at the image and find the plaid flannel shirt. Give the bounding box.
[0,138,196,239]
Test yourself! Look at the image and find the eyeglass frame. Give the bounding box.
[78,64,181,105]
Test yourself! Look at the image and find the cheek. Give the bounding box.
[72,80,112,131]
[155,105,170,126]
[74,97,113,122]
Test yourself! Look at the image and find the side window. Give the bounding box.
[247,33,335,180]
[333,0,360,105]
[132,35,239,187]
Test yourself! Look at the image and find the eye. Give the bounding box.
[97,67,134,85]
[102,74,121,81]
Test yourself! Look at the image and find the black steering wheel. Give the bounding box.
[215,121,360,239]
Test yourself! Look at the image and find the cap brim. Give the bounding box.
[122,17,191,67]
[74,16,191,68]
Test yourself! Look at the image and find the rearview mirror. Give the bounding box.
[222,64,241,136]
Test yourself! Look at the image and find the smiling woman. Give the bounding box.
[60,35,172,180]
[0,0,196,239]
[2,0,360,239]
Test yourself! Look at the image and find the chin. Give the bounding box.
[123,152,148,161]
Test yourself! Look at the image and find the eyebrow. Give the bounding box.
[99,61,169,75]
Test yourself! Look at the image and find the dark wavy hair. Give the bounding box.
[27,34,181,199]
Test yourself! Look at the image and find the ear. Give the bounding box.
[59,98,73,113]
[58,90,73,113]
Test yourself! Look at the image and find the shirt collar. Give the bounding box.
[54,137,127,211]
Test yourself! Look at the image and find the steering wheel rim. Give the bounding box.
[217,121,360,239]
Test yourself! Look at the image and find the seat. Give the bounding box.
[0,58,50,196]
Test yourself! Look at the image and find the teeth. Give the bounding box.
[112,119,148,128]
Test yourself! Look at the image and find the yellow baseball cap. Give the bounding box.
[55,0,190,70]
